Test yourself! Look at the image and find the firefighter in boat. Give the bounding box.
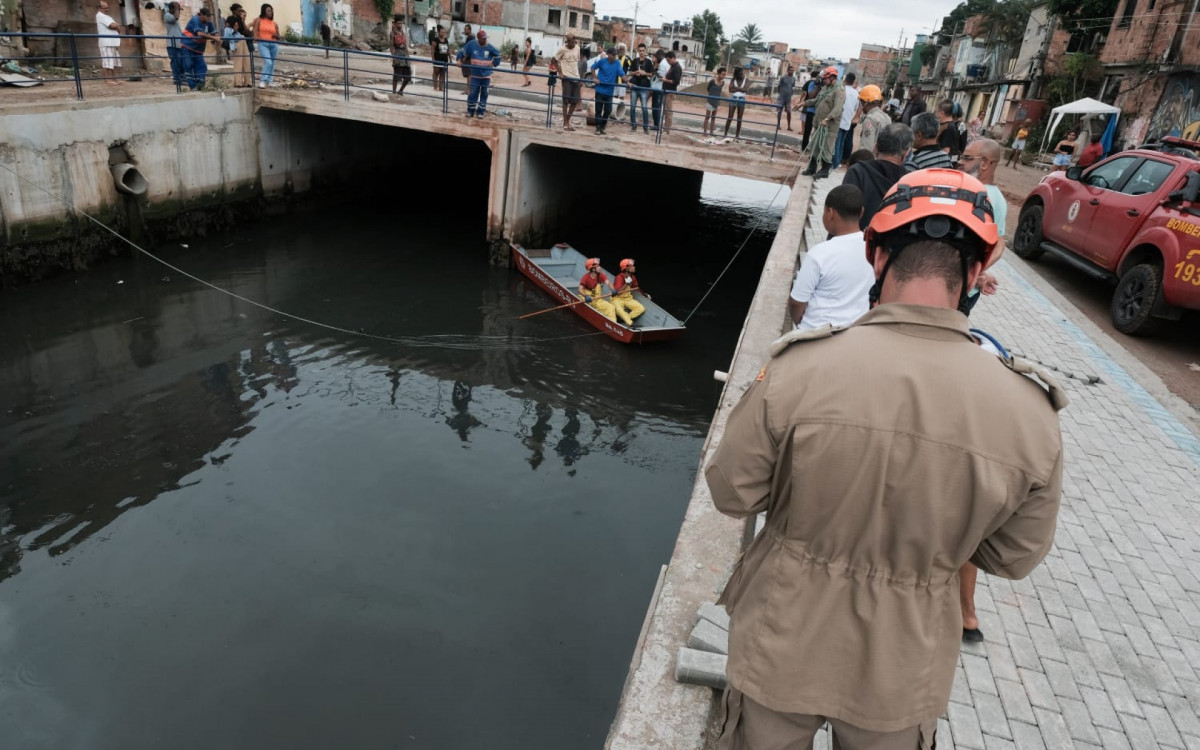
[579,258,617,322]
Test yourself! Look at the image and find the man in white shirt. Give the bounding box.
[958,138,1006,314]
[96,0,122,85]
[788,184,875,331]
[832,72,859,169]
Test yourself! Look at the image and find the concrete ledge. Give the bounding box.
[604,174,812,750]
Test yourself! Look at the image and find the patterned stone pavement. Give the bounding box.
[803,175,1200,749]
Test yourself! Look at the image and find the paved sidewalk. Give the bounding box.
[803,175,1200,750]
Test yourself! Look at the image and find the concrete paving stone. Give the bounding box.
[1161,645,1200,684]
[1088,600,1126,636]
[949,701,986,750]
[1081,545,1111,573]
[1144,656,1186,697]
[1008,720,1046,750]
[937,718,953,750]
[1105,595,1146,629]
[988,642,1022,684]
[1140,702,1186,748]
[1033,707,1075,750]
[1183,640,1200,673]
[1044,658,1083,701]
[687,618,729,655]
[1018,668,1059,712]
[952,665,974,706]
[1075,575,1109,605]
[1059,697,1103,744]
[1098,674,1143,718]
[997,678,1038,725]
[1121,620,1161,658]
[1022,625,1065,667]
[964,652,1000,696]
[1079,686,1123,732]
[1184,734,1200,750]
[694,602,730,631]
[1161,608,1200,645]
[971,695,1012,745]
[983,735,1017,750]
[1095,727,1133,750]
[1137,614,1176,648]
[1017,595,1051,631]
[1071,609,1105,642]
[1050,615,1086,652]
[1038,588,1070,619]
[1125,585,1162,617]
[1082,637,1123,678]
[1115,712,1159,749]
[1009,633,1042,672]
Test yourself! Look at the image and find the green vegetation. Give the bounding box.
[1045,51,1103,108]
[690,9,725,71]
[734,23,763,47]
[1048,0,1120,32]
[375,0,395,23]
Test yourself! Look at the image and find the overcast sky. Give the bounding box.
[598,0,963,61]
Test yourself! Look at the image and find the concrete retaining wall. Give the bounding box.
[0,92,260,254]
[604,175,812,750]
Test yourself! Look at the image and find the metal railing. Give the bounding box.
[4,32,791,159]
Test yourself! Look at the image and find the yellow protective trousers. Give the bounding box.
[582,293,617,322]
[612,293,645,325]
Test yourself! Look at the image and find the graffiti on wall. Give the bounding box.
[1148,74,1200,142]
[329,0,353,37]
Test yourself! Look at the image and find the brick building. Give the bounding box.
[856,42,909,89]
[463,0,594,41]
[767,41,788,55]
[1099,0,1199,146]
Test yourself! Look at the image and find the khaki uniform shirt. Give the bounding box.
[813,81,845,129]
[857,107,893,155]
[705,304,1065,732]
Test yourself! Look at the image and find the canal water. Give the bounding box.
[0,174,788,749]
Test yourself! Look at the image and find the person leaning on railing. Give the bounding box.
[224,4,253,88]
[431,25,451,92]
[249,3,281,89]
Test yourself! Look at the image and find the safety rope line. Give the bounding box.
[0,160,607,349]
[681,142,810,325]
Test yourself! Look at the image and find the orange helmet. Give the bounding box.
[585,258,601,270]
[864,169,1000,307]
[821,65,839,79]
[619,258,635,271]
[858,84,883,103]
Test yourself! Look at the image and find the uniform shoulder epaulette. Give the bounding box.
[768,324,846,358]
[1004,355,1069,412]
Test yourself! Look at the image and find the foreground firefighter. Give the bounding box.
[705,169,1066,749]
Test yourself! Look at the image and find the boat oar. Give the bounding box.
[518,291,619,319]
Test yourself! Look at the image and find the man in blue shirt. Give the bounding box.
[590,47,625,135]
[182,7,219,90]
[456,30,502,118]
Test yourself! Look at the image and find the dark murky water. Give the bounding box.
[0,175,787,749]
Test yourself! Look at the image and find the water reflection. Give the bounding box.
[0,174,785,749]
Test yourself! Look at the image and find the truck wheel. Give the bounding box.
[1013,205,1045,260]
[1111,263,1165,336]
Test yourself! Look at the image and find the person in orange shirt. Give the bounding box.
[250,3,281,88]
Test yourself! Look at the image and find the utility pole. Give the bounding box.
[631,0,656,54]
[523,0,529,44]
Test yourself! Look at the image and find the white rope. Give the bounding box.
[0,160,606,350]
[682,144,809,324]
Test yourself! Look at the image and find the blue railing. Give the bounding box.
[4,32,788,159]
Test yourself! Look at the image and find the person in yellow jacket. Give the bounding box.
[578,258,617,322]
[611,258,647,326]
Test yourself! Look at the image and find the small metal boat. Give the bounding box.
[511,243,686,344]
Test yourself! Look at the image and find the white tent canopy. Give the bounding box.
[1041,97,1121,153]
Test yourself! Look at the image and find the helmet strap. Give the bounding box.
[868,244,905,307]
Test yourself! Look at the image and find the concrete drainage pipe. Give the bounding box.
[111,163,148,196]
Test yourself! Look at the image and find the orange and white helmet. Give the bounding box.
[820,65,839,79]
[864,168,1000,307]
[619,258,636,271]
[585,258,601,270]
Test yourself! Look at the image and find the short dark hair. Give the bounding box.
[877,123,914,156]
[938,99,955,117]
[825,184,864,221]
[1091,133,1102,144]
[912,112,940,140]
[666,51,676,59]
[887,239,977,296]
[716,66,726,74]
[844,72,856,84]
[848,148,875,167]
[638,43,646,49]
[393,13,404,21]
[198,7,211,15]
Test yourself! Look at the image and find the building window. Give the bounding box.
[548,8,561,26]
[569,11,578,27]
[582,15,590,30]
[1118,0,1136,28]
[472,3,479,12]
